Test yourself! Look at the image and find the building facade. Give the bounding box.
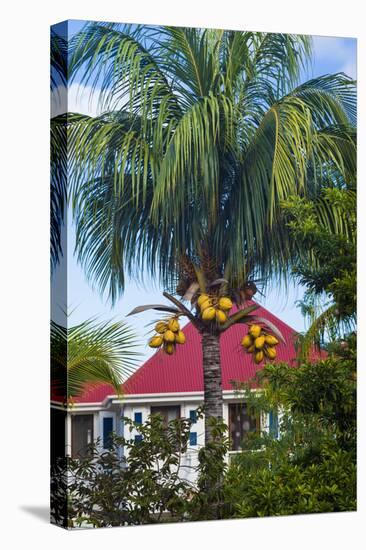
[51,303,318,482]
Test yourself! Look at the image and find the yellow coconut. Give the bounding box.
[218,297,233,311]
[175,330,186,344]
[197,294,210,308]
[202,306,216,321]
[149,335,163,348]
[249,324,262,339]
[163,330,176,343]
[241,335,253,349]
[215,309,228,324]
[200,298,212,311]
[265,335,279,346]
[254,350,264,364]
[168,318,180,332]
[155,321,168,334]
[247,344,255,353]
[264,346,277,359]
[164,343,175,355]
[254,335,266,350]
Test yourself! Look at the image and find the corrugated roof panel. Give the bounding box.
[72,301,325,403]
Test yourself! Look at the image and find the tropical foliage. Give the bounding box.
[224,337,356,517]
[51,318,140,398]
[50,30,68,271]
[51,411,198,527]
[283,187,356,357]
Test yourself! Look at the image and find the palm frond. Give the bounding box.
[50,115,68,271]
[51,29,68,90]
[67,24,356,302]
[51,318,141,398]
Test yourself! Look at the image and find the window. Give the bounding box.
[150,405,180,427]
[134,434,143,443]
[189,432,197,446]
[189,410,197,424]
[103,417,114,449]
[71,414,94,458]
[229,403,259,451]
[134,412,142,424]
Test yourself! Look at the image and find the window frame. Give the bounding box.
[150,405,181,427]
[71,413,94,459]
[228,402,260,452]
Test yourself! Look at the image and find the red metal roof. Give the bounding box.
[72,301,325,404]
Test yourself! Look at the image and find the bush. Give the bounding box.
[52,413,197,527]
[223,338,356,518]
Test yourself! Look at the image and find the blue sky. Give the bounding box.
[51,21,357,361]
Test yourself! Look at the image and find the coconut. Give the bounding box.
[265,335,279,346]
[164,343,175,355]
[175,330,186,344]
[200,298,212,311]
[264,346,277,359]
[241,335,253,349]
[197,294,210,308]
[254,335,266,349]
[254,350,264,364]
[215,309,228,324]
[218,297,233,311]
[149,336,163,348]
[155,322,168,334]
[163,330,176,343]
[202,307,216,321]
[249,324,262,339]
[168,318,180,332]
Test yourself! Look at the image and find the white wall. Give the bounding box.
[66,398,275,485]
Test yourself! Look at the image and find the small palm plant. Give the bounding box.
[51,318,140,401]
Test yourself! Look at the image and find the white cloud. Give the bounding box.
[51,83,102,117]
[311,35,356,78]
[51,82,129,117]
[312,35,348,59]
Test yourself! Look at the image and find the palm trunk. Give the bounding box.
[201,330,223,444]
[200,329,225,519]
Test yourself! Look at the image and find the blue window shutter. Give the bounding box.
[189,432,197,446]
[189,410,197,424]
[134,412,142,424]
[134,434,143,443]
[269,411,279,439]
[103,417,113,449]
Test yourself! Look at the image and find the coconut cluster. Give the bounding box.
[241,324,279,364]
[148,317,186,354]
[197,293,233,324]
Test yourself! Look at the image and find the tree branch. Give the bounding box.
[162,291,201,328]
[219,304,259,332]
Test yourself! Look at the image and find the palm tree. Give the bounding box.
[67,24,356,443]
[51,318,140,400]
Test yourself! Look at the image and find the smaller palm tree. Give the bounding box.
[51,318,140,400]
